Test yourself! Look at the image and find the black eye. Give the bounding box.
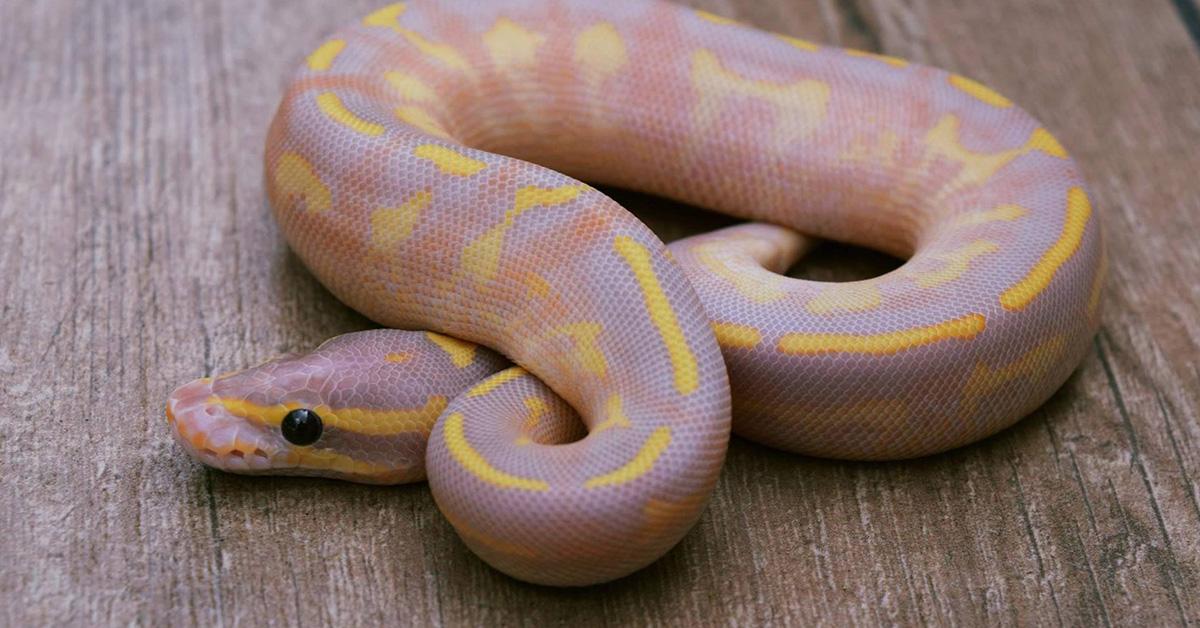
[281,408,323,446]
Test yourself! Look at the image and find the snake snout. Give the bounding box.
[167,378,281,473]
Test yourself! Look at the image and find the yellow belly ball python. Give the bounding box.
[166,0,1104,586]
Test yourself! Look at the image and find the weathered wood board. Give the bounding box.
[1,0,1198,624]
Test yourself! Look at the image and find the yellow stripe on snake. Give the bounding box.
[167,0,1104,586]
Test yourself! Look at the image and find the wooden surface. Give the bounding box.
[2,0,1199,625]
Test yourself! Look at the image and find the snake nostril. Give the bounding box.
[204,406,219,417]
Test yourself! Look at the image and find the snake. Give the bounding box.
[165,0,1104,586]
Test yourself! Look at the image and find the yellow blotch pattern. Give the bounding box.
[846,49,909,68]
[553,322,608,377]
[215,395,447,437]
[779,313,986,355]
[584,426,672,488]
[1026,128,1069,158]
[1000,187,1092,310]
[522,397,547,429]
[362,3,407,27]
[925,115,1069,195]
[515,397,548,445]
[274,152,331,212]
[175,423,399,480]
[775,34,820,52]
[949,74,1012,108]
[307,39,345,71]
[483,17,545,70]
[384,352,412,363]
[690,49,831,148]
[694,9,740,25]
[711,322,762,349]
[461,185,586,282]
[959,335,1066,419]
[693,241,789,304]
[399,30,470,72]
[592,394,632,434]
[316,92,385,136]
[443,413,550,491]
[363,2,470,72]
[467,367,526,398]
[953,203,1027,227]
[425,331,477,368]
[370,190,431,251]
[524,272,552,299]
[285,448,402,481]
[384,71,437,102]
[614,236,699,395]
[907,240,999,289]
[840,129,902,170]
[413,144,488,176]
[806,283,883,315]
[574,22,628,88]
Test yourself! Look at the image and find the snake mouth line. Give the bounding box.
[167,378,282,473]
[195,442,272,466]
[172,415,278,471]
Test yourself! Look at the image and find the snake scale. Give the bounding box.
[166,0,1104,586]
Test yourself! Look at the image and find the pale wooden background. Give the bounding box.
[2,0,1199,625]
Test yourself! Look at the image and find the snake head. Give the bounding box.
[166,330,493,484]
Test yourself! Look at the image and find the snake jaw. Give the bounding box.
[167,377,284,474]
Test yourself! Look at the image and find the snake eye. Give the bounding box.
[281,408,323,446]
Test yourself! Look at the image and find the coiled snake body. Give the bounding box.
[167,0,1104,586]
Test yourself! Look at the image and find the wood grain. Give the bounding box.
[2,0,1198,624]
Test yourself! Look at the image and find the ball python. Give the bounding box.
[166,0,1104,586]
